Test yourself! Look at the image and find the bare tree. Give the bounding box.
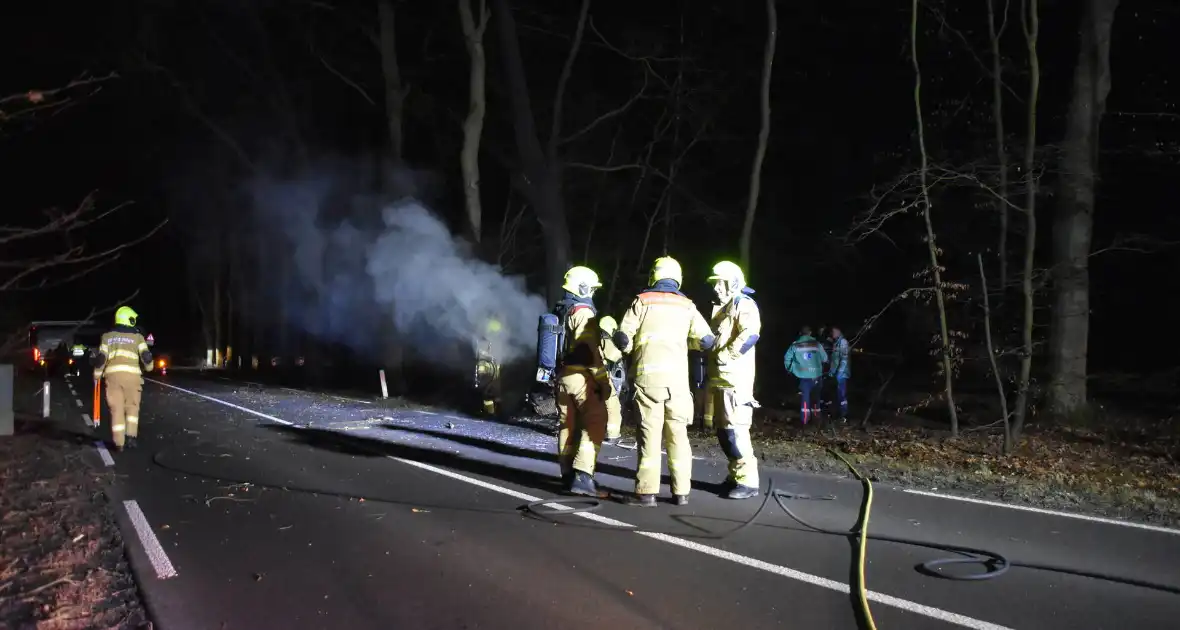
[910,0,960,435]
[491,0,578,300]
[378,0,409,168]
[1047,0,1121,418]
[1011,0,1041,441]
[458,0,491,244]
[1,77,165,353]
[986,0,1012,290]
[739,0,777,274]
[976,253,1013,452]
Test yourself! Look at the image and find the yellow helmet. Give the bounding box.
[563,266,602,298]
[486,318,503,334]
[115,306,138,327]
[649,256,683,287]
[707,260,746,288]
[598,315,618,336]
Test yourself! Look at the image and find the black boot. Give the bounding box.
[720,477,738,494]
[625,493,657,507]
[568,471,599,497]
[126,436,138,450]
[673,494,689,506]
[727,485,760,500]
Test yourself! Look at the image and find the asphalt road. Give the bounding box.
[52,370,1180,629]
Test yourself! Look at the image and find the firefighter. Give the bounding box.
[596,315,626,444]
[614,257,715,507]
[92,306,154,451]
[705,261,763,500]
[784,326,828,425]
[828,326,852,422]
[552,266,612,497]
[474,317,503,416]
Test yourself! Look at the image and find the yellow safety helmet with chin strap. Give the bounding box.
[114,306,139,327]
[563,265,602,299]
[708,261,746,287]
[649,256,683,287]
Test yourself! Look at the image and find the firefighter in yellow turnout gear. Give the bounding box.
[474,317,503,416]
[554,266,612,497]
[614,257,715,507]
[92,306,154,451]
[596,315,625,442]
[705,261,763,499]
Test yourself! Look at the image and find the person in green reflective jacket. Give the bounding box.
[783,326,827,425]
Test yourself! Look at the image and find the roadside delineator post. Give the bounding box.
[42,381,50,418]
[92,379,102,427]
[379,369,389,399]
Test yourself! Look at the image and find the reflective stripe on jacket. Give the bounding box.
[618,290,713,389]
[98,330,149,377]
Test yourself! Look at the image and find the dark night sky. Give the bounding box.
[3,0,1177,372]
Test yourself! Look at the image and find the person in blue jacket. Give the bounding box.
[784,326,828,424]
[828,326,852,422]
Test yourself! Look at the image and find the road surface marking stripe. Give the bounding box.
[146,379,293,426]
[158,385,1010,630]
[122,500,178,579]
[95,441,115,467]
[903,489,1180,536]
[82,413,92,427]
[75,399,84,408]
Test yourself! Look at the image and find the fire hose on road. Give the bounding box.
[150,434,1180,630]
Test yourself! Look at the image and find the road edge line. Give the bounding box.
[154,381,1012,630]
[903,489,1180,536]
[122,500,178,579]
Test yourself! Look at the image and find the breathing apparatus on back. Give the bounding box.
[535,266,602,383]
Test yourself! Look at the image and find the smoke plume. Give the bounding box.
[251,173,544,371]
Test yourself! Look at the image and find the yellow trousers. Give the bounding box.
[634,386,694,496]
[706,387,759,488]
[605,382,622,439]
[104,372,143,448]
[557,371,607,476]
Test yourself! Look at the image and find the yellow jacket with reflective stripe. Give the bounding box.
[618,290,713,389]
[97,329,150,379]
[560,305,609,385]
[708,294,761,392]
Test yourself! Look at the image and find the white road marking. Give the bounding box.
[123,500,178,579]
[903,489,1180,536]
[82,413,92,428]
[146,379,293,426]
[95,441,115,467]
[157,385,1011,630]
[74,399,83,408]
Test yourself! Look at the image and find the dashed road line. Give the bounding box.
[95,441,115,466]
[74,399,83,408]
[82,413,93,428]
[155,382,1011,630]
[122,500,177,579]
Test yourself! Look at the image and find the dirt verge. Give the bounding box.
[0,417,150,630]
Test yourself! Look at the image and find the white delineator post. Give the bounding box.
[43,381,50,418]
[379,369,389,399]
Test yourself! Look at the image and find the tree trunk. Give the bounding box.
[1012,0,1041,442]
[1047,0,1119,419]
[493,0,572,301]
[910,0,960,435]
[739,0,777,275]
[459,0,490,245]
[986,0,1011,292]
[378,0,407,168]
[213,266,222,367]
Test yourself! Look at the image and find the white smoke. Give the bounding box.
[366,200,546,367]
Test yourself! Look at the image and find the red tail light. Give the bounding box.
[33,347,40,361]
